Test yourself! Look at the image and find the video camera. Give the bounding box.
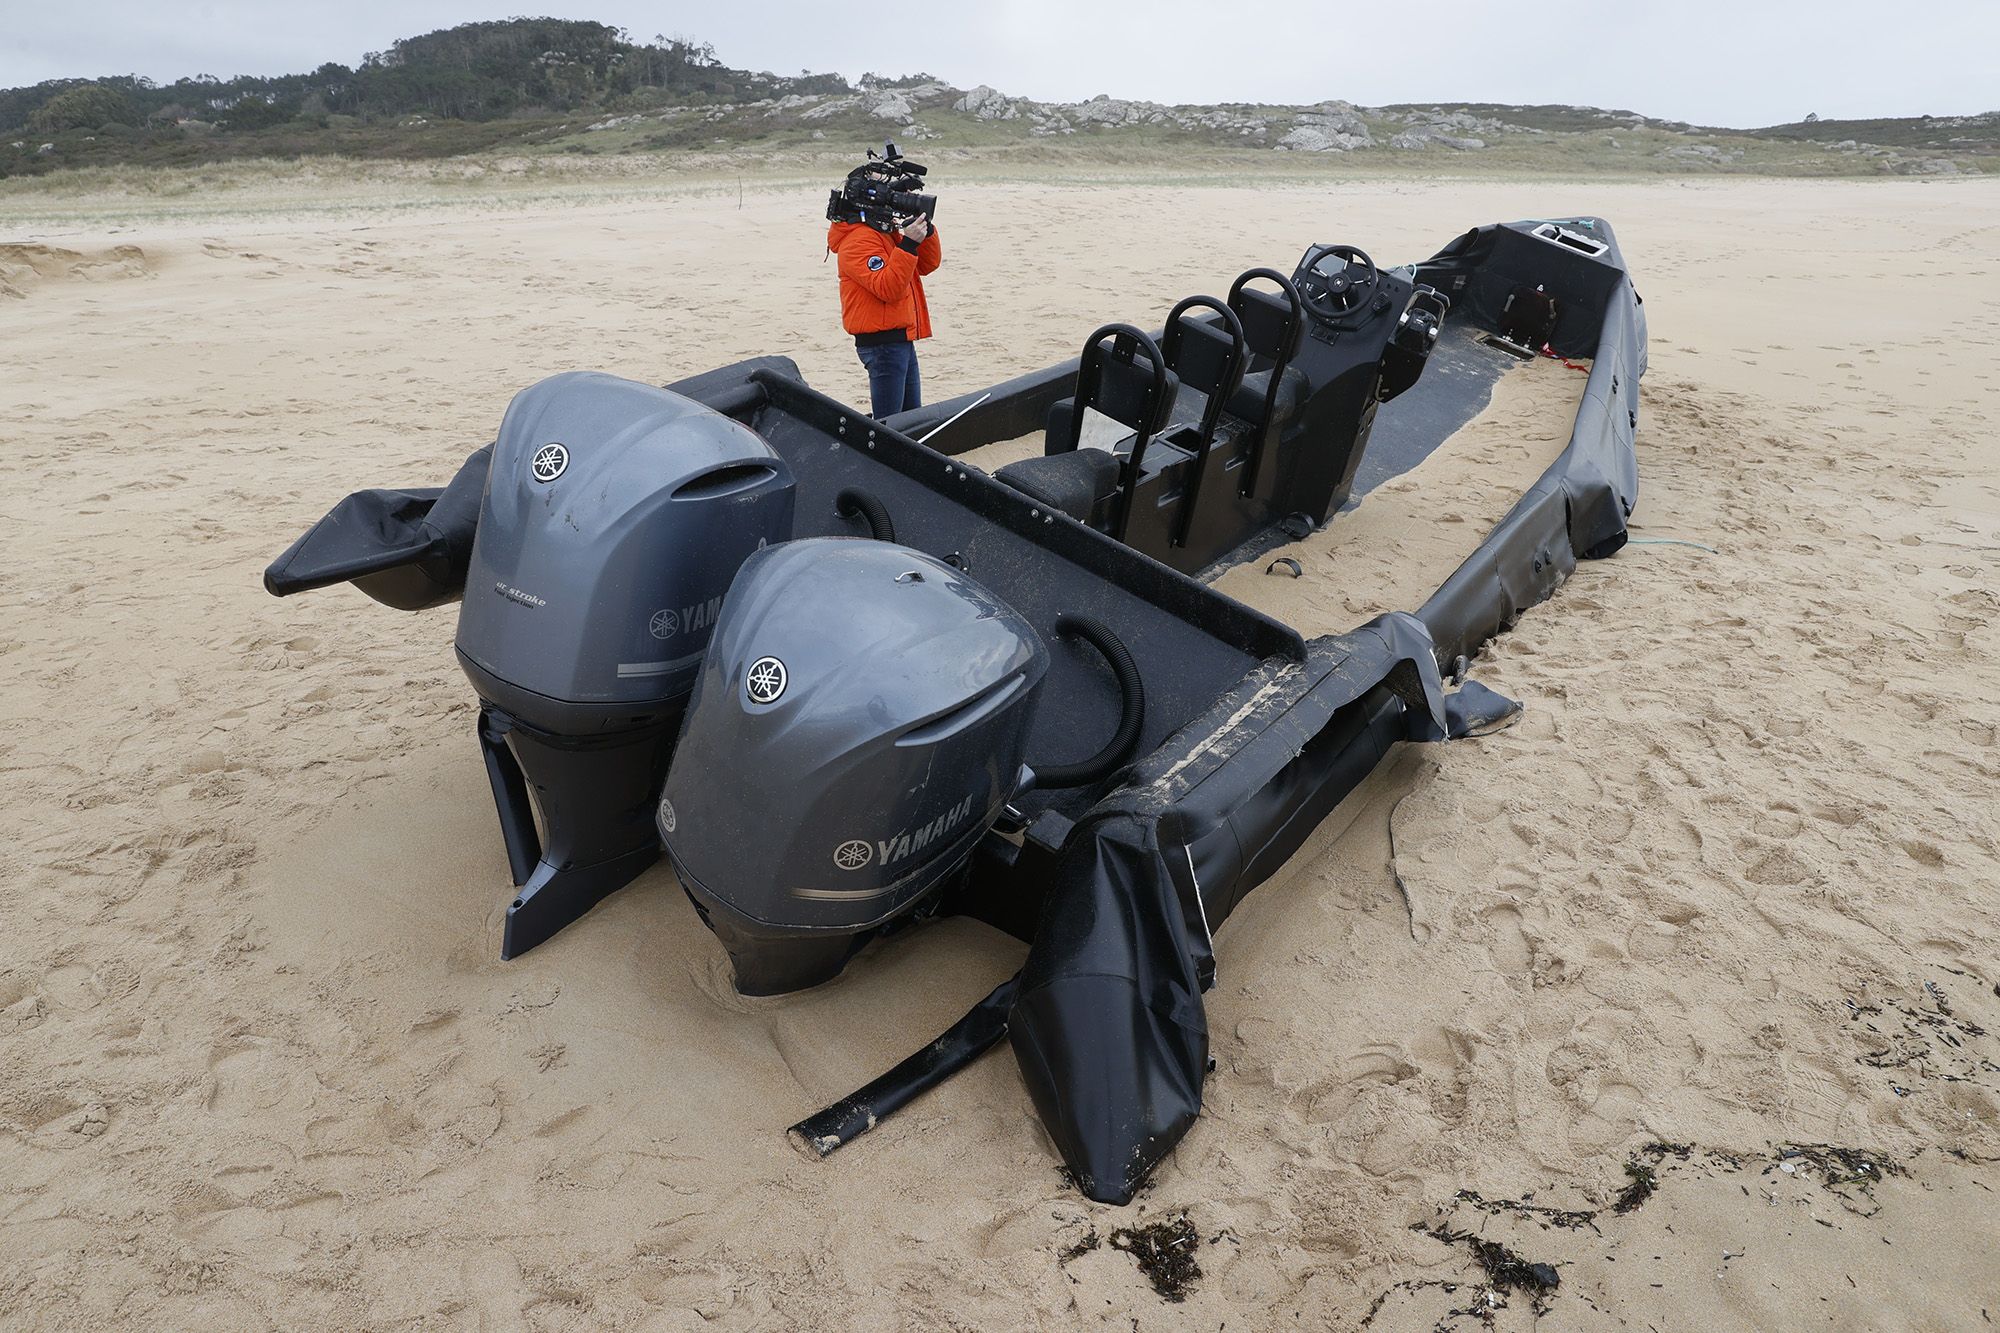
[826,140,937,233]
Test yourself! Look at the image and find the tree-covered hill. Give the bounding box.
[0,18,844,137]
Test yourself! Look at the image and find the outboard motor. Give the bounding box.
[459,372,795,958]
[659,539,1050,995]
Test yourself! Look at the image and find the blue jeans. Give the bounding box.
[857,339,921,418]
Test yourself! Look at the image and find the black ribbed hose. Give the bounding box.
[1032,615,1145,789]
[834,488,895,543]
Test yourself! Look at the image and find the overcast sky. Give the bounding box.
[2,1,1992,128]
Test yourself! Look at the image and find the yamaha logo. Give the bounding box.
[745,656,787,704]
[657,797,677,835]
[649,609,679,640]
[833,840,873,871]
[530,442,568,482]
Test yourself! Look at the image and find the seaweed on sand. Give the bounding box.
[1414,1224,1561,1320]
[1612,1159,1659,1214]
[1108,1214,1203,1302]
[1057,1229,1101,1264]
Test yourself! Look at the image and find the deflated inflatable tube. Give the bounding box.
[262,444,491,610]
[1031,615,1146,789]
[789,973,1022,1156]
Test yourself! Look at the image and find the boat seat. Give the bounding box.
[1226,365,1309,430]
[1042,361,1180,457]
[1000,323,1178,534]
[996,447,1123,523]
[1160,300,1246,442]
[1223,270,1308,497]
[1224,280,1307,434]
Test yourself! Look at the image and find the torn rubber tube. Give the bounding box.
[1008,812,1208,1204]
[791,973,1022,1156]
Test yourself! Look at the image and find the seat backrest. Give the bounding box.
[1061,324,1178,451]
[1160,294,1248,455]
[1163,313,1241,398]
[1157,296,1250,551]
[1227,270,1305,367]
[1094,353,1180,437]
[1224,269,1308,499]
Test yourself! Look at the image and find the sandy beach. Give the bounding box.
[4,171,1998,1328]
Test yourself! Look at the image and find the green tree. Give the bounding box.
[28,83,137,132]
[218,95,296,131]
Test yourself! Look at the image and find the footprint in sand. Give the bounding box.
[1899,838,1946,867]
[1480,902,1534,975]
[1625,918,1683,961]
[206,1036,301,1116]
[1569,1078,1643,1153]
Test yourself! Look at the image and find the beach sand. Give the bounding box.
[3,173,1998,1328]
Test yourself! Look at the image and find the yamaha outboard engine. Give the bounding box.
[459,372,795,957]
[659,539,1049,995]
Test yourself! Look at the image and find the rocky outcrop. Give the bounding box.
[1389,128,1485,150]
[1274,101,1373,151]
[953,85,1022,120]
[539,83,1984,178]
[1392,108,1525,137]
[868,92,914,123]
[946,88,1274,138]
[1276,126,1364,152]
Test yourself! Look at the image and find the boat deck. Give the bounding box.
[951,323,1590,633]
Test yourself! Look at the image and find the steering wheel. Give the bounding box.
[1299,244,1380,321]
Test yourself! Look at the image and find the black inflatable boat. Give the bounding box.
[264,216,1644,1202]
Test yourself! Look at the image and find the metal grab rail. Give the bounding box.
[1159,296,1247,549]
[1061,323,1173,542]
[1225,268,1307,499]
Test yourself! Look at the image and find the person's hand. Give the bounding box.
[902,215,931,244]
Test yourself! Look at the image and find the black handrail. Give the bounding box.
[1062,323,1171,542]
[1160,296,1247,549]
[1226,267,1307,500]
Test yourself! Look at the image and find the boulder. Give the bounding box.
[1275,125,1368,152]
[1297,100,1370,138]
[868,92,916,123]
[954,85,1020,120]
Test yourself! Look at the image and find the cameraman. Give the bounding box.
[827,209,941,418]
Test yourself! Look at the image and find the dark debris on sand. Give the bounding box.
[1611,1140,1698,1214]
[1453,1188,1599,1232]
[1843,979,1997,1095]
[1365,1137,1920,1323]
[1770,1142,1906,1215]
[1108,1214,1203,1302]
[1057,1229,1102,1265]
[1418,1224,1562,1318]
[1055,1214,1204,1303]
[1611,1159,1659,1214]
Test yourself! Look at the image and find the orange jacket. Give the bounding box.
[828,221,942,341]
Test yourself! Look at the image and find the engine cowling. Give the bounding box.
[661,538,1047,994]
[452,371,797,959]
[456,371,795,732]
